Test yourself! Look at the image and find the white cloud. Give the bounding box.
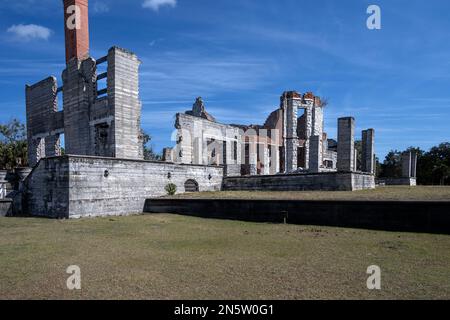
[142,0,177,11]
[7,24,52,41]
[92,1,110,14]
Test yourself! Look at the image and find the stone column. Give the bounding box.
[303,106,313,170]
[45,134,62,158]
[107,47,142,159]
[402,151,418,178]
[337,117,355,172]
[25,77,61,167]
[0,182,5,199]
[411,152,418,178]
[162,148,174,162]
[249,140,258,175]
[63,58,95,157]
[283,96,299,172]
[362,129,375,174]
[271,144,280,174]
[401,152,412,178]
[309,135,322,173]
[262,146,270,175]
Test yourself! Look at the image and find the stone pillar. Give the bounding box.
[282,93,299,172]
[45,134,62,159]
[107,47,142,159]
[411,152,418,178]
[222,141,228,166]
[62,58,95,157]
[202,134,209,165]
[337,117,355,172]
[270,144,280,175]
[262,146,270,175]
[401,152,412,178]
[309,135,322,173]
[26,77,61,167]
[402,151,417,178]
[362,129,375,174]
[0,182,5,199]
[249,140,258,175]
[192,137,202,165]
[162,148,174,162]
[303,106,313,170]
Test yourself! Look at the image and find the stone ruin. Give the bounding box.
[7,0,396,218]
[165,92,377,178]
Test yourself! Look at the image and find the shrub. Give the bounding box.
[165,183,177,196]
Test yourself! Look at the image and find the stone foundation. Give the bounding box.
[24,155,223,219]
[383,178,417,186]
[223,172,375,192]
[0,199,12,217]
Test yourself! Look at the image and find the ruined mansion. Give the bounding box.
[6,0,418,219]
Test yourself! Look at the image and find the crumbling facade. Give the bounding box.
[168,94,376,178]
[26,0,143,167]
[19,0,378,219]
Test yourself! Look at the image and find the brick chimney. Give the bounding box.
[63,0,90,63]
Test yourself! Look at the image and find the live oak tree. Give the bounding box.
[0,119,28,170]
[140,129,162,161]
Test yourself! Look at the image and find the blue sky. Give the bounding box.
[0,0,449,159]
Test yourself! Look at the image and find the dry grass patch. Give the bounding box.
[167,186,450,201]
[0,214,449,299]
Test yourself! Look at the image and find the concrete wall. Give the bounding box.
[24,157,70,218]
[144,199,450,234]
[175,113,241,166]
[223,172,375,192]
[26,76,63,167]
[24,155,223,218]
[383,178,417,186]
[0,199,13,217]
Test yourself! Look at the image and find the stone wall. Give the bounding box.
[223,172,375,192]
[25,76,63,167]
[0,199,12,217]
[107,47,143,159]
[383,178,417,186]
[24,155,223,218]
[24,157,70,218]
[175,113,241,166]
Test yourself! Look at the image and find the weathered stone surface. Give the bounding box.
[25,77,62,167]
[0,199,12,217]
[401,151,417,178]
[223,172,375,192]
[383,177,417,186]
[107,47,143,159]
[309,135,322,173]
[25,156,223,218]
[337,117,355,172]
[362,129,375,174]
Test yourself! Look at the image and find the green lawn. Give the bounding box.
[167,186,450,201]
[0,214,449,300]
